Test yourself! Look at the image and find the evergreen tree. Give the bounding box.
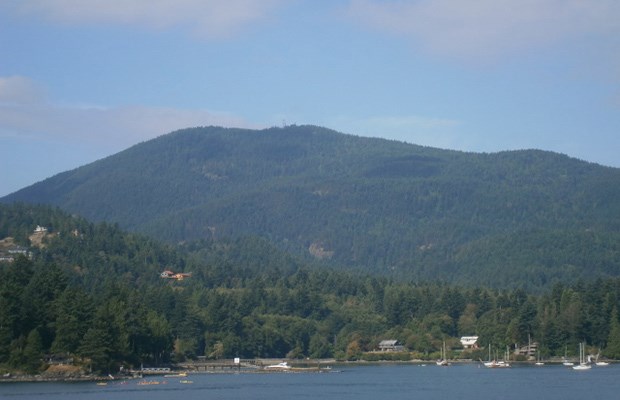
[1,256,33,341]
[78,326,114,373]
[604,307,620,359]
[144,310,173,364]
[21,263,68,346]
[0,325,11,363]
[51,288,94,354]
[8,335,26,369]
[78,305,117,373]
[23,329,44,374]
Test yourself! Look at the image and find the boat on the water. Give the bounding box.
[535,351,544,366]
[485,360,510,368]
[595,351,609,366]
[137,380,167,385]
[482,345,510,368]
[164,372,187,378]
[562,345,574,366]
[436,341,450,366]
[572,342,591,371]
[265,362,291,370]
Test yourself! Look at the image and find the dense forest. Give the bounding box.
[2,203,620,375]
[3,125,620,290]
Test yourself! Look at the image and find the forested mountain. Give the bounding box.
[3,125,620,289]
[3,203,620,375]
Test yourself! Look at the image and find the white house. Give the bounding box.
[460,336,479,349]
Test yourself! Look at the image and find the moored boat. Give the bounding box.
[436,341,450,366]
[572,342,591,371]
[265,362,291,370]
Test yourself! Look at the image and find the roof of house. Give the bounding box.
[460,336,479,345]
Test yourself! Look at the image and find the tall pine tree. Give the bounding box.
[605,307,620,359]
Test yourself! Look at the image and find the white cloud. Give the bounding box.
[0,103,258,146]
[346,0,620,62]
[0,75,265,196]
[0,76,261,149]
[0,76,46,105]
[11,0,284,38]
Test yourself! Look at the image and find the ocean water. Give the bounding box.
[1,363,618,400]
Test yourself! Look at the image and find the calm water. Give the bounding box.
[1,364,619,400]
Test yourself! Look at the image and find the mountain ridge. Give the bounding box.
[3,125,620,288]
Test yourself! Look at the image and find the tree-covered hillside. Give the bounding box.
[3,204,620,375]
[3,125,620,289]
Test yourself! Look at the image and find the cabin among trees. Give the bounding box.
[378,340,405,352]
[460,336,479,349]
[514,342,538,359]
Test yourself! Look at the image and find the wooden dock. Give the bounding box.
[178,359,260,372]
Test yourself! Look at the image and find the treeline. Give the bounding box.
[4,254,620,374]
[3,205,620,375]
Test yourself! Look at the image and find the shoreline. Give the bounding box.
[0,375,111,383]
[1,358,613,383]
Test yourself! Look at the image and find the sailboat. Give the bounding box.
[436,341,450,366]
[595,351,609,366]
[527,334,543,366]
[535,351,544,366]
[482,345,510,368]
[572,342,591,370]
[562,345,574,366]
[482,344,494,367]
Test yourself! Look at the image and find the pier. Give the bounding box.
[178,359,260,372]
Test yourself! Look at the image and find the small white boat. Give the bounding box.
[535,351,544,366]
[595,361,610,366]
[485,360,510,368]
[562,345,574,366]
[265,362,291,370]
[164,372,187,378]
[595,351,609,366]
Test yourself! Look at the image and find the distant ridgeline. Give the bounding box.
[3,125,620,289]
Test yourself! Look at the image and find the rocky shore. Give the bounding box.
[0,364,106,383]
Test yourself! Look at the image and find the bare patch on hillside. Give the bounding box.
[309,242,334,260]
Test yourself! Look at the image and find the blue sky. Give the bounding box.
[1,0,619,197]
